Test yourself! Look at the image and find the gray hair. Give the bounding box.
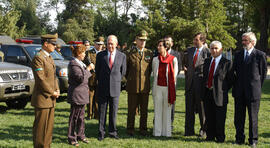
[107,35,118,44]
[210,41,222,49]
[242,32,257,46]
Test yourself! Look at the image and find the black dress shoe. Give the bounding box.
[98,136,104,141]
[235,140,244,145]
[205,137,215,141]
[109,135,119,139]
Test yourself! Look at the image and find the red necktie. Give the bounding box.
[207,59,215,88]
[193,49,199,67]
[109,52,113,69]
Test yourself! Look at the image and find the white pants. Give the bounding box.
[153,85,172,137]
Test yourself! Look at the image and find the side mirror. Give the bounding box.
[19,56,27,64]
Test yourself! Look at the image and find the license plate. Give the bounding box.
[12,84,25,91]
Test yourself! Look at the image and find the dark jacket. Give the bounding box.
[68,58,91,105]
[96,50,126,97]
[232,49,267,101]
[185,47,210,97]
[203,56,233,106]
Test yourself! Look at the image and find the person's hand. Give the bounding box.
[52,90,60,99]
[184,66,187,71]
[87,63,95,71]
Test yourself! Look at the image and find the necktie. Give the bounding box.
[193,49,199,67]
[207,58,215,88]
[245,52,249,63]
[109,52,113,69]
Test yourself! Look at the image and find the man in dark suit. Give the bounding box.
[164,35,182,130]
[96,35,126,141]
[31,34,60,148]
[232,32,267,147]
[203,41,233,142]
[184,32,210,137]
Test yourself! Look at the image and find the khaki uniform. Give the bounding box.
[0,51,4,62]
[31,50,59,148]
[126,47,153,134]
[83,48,98,119]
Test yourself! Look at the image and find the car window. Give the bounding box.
[25,46,64,60]
[7,46,24,56]
[61,46,72,57]
[51,51,64,60]
[25,46,42,59]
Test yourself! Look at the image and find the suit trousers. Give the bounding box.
[204,89,227,142]
[68,104,86,143]
[127,93,149,134]
[185,82,206,135]
[86,89,98,119]
[98,95,119,137]
[234,95,260,144]
[33,107,55,148]
[153,85,172,137]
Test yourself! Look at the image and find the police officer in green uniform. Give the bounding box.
[126,30,153,136]
[31,34,60,148]
[83,36,104,120]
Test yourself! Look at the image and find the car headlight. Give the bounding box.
[28,70,34,79]
[59,68,68,77]
[0,76,3,82]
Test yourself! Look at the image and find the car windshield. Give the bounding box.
[25,46,64,60]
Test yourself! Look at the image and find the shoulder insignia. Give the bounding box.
[34,68,43,71]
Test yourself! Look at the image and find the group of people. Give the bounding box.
[30,30,267,148]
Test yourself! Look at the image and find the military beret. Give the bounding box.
[95,36,105,45]
[136,30,148,40]
[41,33,58,44]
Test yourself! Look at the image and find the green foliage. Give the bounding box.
[58,0,95,42]
[139,0,236,51]
[0,10,25,38]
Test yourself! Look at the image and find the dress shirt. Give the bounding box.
[108,49,116,64]
[75,58,86,68]
[210,54,222,74]
[193,46,203,58]
[244,47,254,61]
[42,49,50,57]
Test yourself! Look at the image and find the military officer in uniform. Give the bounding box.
[126,30,153,136]
[83,36,104,120]
[31,34,60,148]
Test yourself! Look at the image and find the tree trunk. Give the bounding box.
[257,6,269,52]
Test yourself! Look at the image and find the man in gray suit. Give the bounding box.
[184,32,210,137]
[95,35,126,141]
[164,35,182,130]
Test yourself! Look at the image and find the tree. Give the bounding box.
[140,0,236,51]
[0,10,25,38]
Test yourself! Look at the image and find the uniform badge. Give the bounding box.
[145,56,151,61]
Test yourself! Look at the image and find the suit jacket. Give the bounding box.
[169,49,182,74]
[152,56,178,97]
[96,49,126,97]
[67,58,91,105]
[126,48,153,93]
[232,48,267,101]
[83,48,98,90]
[31,50,59,108]
[203,56,233,106]
[185,47,210,97]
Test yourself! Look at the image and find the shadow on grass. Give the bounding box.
[260,132,270,138]
[0,105,7,114]
[0,125,32,141]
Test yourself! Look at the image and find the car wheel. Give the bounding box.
[6,98,28,109]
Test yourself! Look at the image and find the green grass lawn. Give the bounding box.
[0,79,270,148]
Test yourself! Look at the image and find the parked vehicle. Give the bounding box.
[0,60,35,109]
[20,36,66,46]
[0,43,69,93]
